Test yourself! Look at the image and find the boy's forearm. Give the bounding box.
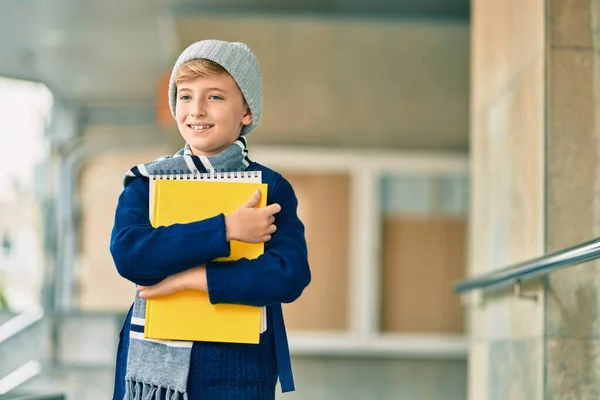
[178,265,208,291]
[206,251,310,307]
[138,265,207,299]
[111,212,230,285]
[205,175,311,307]
[111,178,232,286]
[205,214,311,307]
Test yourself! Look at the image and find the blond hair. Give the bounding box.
[175,59,228,85]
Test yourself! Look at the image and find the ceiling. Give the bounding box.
[0,0,169,105]
[0,0,468,109]
[169,0,470,17]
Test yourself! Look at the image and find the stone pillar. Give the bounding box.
[470,0,600,398]
[469,0,546,399]
[545,0,600,398]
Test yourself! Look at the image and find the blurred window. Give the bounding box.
[0,77,53,311]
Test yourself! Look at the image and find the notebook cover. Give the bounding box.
[145,179,267,344]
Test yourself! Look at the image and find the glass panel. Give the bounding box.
[380,173,467,334]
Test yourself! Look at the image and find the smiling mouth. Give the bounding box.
[188,124,214,131]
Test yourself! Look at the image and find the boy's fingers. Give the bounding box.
[244,190,261,208]
[139,286,169,299]
[264,203,281,215]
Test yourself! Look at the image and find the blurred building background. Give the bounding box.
[0,0,597,399]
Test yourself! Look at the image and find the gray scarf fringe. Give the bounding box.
[126,380,190,400]
[122,137,250,400]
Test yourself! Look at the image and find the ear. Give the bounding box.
[241,106,253,126]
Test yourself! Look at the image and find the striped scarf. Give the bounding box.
[124,137,251,187]
[122,137,250,400]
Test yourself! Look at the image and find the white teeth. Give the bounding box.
[189,125,212,130]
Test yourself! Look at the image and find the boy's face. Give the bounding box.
[175,73,253,156]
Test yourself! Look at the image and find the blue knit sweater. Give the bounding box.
[110,162,311,400]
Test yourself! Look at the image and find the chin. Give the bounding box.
[190,143,221,156]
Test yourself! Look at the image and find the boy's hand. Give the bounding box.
[225,190,281,243]
[138,265,207,299]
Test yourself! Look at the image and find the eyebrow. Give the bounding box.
[205,87,228,93]
[178,87,228,93]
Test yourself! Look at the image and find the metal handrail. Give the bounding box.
[0,306,44,345]
[1,394,66,400]
[0,361,41,395]
[454,237,600,293]
[0,307,45,396]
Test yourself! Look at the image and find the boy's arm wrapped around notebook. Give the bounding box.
[206,174,311,307]
[110,177,231,286]
[138,264,208,298]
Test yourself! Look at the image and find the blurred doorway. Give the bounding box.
[0,77,52,311]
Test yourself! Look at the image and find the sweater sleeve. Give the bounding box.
[205,174,311,307]
[109,178,231,286]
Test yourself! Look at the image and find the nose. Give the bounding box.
[190,99,207,118]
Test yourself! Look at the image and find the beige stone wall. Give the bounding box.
[468,0,546,399]
[76,127,171,311]
[544,0,600,397]
[170,16,470,151]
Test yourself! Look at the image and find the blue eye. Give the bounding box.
[179,95,191,101]
[209,95,223,101]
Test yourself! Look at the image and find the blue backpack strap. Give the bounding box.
[271,304,295,392]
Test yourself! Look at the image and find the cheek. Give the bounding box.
[229,105,248,122]
[214,107,238,124]
[175,105,186,122]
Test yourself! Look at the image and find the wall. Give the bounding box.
[280,172,351,331]
[167,15,470,150]
[544,0,600,397]
[75,126,170,310]
[468,0,545,399]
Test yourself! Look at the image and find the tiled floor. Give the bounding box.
[285,357,466,400]
[14,357,466,400]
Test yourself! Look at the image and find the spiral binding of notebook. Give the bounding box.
[150,170,262,181]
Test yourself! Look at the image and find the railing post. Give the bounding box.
[513,279,538,302]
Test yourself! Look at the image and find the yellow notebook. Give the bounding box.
[145,173,267,344]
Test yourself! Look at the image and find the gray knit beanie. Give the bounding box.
[168,39,263,136]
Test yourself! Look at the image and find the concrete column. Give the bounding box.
[469,0,546,399]
[545,0,600,398]
[470,0,600,398]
